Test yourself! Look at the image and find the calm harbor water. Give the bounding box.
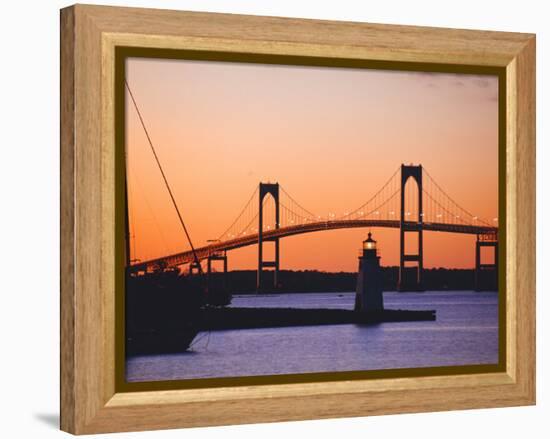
[126,291,499,382]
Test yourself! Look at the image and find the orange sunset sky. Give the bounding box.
[125,57,499,272]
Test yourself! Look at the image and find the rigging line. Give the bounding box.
[189,330,210,349]
[127,160,136,262]
[129,164,171,257]
[125,79,202,272]
[218,185,259,240]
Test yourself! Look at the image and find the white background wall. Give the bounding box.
[0,0,546,437]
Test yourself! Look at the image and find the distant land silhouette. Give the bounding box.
[206,267,495,293]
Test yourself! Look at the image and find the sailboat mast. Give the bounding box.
[125,79,203,273]
[124,162,131,268]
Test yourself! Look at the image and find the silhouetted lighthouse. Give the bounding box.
[355,232,384,312]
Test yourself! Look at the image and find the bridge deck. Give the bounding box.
[131,219,497,272]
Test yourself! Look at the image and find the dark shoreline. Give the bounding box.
[211,267,496,293]
[231,289,497,295]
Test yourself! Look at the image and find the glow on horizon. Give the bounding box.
[125,58,498,272]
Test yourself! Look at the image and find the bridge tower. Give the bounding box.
[475,232,498,291]
[398,164,424,291]
[257,183,280,292]
[207,250,228,288]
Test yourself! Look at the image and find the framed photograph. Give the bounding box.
[60,4,535,434]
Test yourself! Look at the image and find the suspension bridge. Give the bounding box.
[129,164,498,291]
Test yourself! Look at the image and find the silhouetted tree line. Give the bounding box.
[207,267,477,293]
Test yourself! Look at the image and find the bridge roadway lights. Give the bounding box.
[398,164,424,292]
[475,233,498,291]
[257,183,280,292]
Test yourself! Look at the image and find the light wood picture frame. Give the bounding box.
[60,4,535,434]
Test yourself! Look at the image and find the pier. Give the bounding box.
[198,307,435,331]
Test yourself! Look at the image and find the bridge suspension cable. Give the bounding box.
[220,196,268,240]
[279,185,318,220]
[215,167,407,243]
[340,166,401,220]
[217,183,322,241]
[217,185,259,240]
[128,164,172,261]
[421,166,493,227]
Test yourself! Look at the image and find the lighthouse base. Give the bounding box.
[355,257,384,312]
